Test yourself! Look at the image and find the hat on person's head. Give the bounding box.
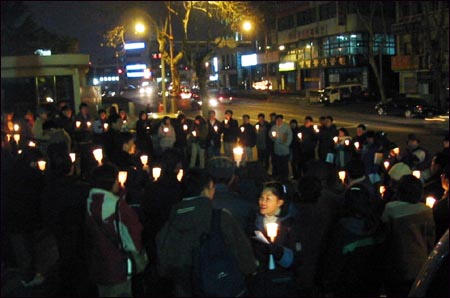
[207,156,236,180]
[388,162,412,181]
[412,149,426,164]
[407,133,420,142]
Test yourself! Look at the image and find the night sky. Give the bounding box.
[24,1,167,62]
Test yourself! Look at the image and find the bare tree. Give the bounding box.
[357,2,388,103]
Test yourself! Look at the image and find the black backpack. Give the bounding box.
[192,209,247,297]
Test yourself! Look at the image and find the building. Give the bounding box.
[391,1,449,110]
[274,1,397,94]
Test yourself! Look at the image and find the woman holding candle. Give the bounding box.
[190,115,209,169]
[158,116,176,154]
[135,111,154,156]
[249,181,299,296]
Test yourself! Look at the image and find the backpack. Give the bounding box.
[192,209,247,297]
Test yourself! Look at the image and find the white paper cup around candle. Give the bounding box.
[6,134,11,142]
[425,196,436,208]
[93,148,103,165]
[338,170,346,183]
[224,119,228,125]
[38,160,46,171]
[271,131,277,138]
[297,132,302,140]
[393,147,400,155]
[266,223,278,243]
[118,171,128,186]
[240,127,244,133]
[384,161,390,170]
[13,124,20,132]
[183,124,188,131]
[87,121,92,128]
[214,125,218,132]
[163,127,169,133]
[354,141,360,150]
[152,167,161,180]
[70,153,76,163]
[192,130,197,137]
[103,123,109,130]
[75,121,81,128]
[28,141,36,147]
[344,139,350,146]
[333,136,338,143]
[140,155,148,166]
[255,124,260,132]
[373,152,383,165]
[379,185,386,196]
[13,134,20,143]
[413,170,421,179]
[177,169,183,182]
[233,146,244,166]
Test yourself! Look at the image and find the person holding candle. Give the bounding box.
[85,163,145,297]
[158,116,176,154]
[238,114,256,167]
[289,119,300,179]
[317,115,338,163]
[221,109,239,159]
[361,130,382,185]
[297,116,317,178]
[398,134,431,172]
[334,127,353,169]
[381,174,435,297]
[92,109,108,146]
[254,113,271,173]
[31,106,51,145]
[423,152,448,202]
[269,115,292,180]
[190,115,209,169]
[249,181,299,296]
[206,110,222,158]
[135,111,154,157]
[57,105,75,141]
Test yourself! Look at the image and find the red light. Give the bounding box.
[118,69,123,74]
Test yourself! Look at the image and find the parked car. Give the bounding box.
[217,87,233,104]
[374,96,440,118]
[319,84,366,105]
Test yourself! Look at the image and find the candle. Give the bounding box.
[214,125,218,132]
[224,119,228,125]
[103,123,109,130]
[38,160,46,171]
[393,147,400,155]
[425,196,436,208]
[75,121,81,128]
[183,124,188,131]
[271,131,277,138]
[163,127,169,133]
[383,161,390,170]
[255,124,260,132]
[177,169,184,182]
[333,136,338,143]
[28,141,36,147]
[152,167,161,181]
[233,146,244,167]
[412,170,421,179]
[297,132,302,140]
[6,134,11,142]
[266,223,278,243]
[140,155,148,166]
[69,153,76,163]
[240,126,245,133]
[354,141,360,150]
[13,134,20,143]
[192,130,197,137]
[13,124,20,131]
[379,185,386,197]
[93,148,103,165]
[338,170,346,183]
[118,171,128,187]
[87,121,92,128]
[344,139,350,146]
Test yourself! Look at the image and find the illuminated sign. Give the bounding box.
[127,72,145,78]
[241,54,257,67]
[126,64,147,71]
[124,42,146,50]
[279,62,295,71]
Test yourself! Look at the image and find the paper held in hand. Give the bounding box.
[253,230,270,244]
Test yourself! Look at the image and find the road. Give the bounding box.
[131,93,448,156]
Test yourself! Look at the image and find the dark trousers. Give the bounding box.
[273,154,289,180]
[257,148,270,172]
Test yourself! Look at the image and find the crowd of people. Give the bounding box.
[1,100,449,297]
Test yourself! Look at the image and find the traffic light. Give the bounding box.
[118,68,123,74]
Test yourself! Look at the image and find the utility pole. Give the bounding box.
[168,3,176,113]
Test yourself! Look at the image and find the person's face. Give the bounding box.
[165,118,171,125]
[120,111,126,119]
[325,119,332,127]
[81,107,88,116]
[140,113,147,120]
[124,139,135,154]
[64,110,73,118]
[356,127,365,136]
[290,122,297,129]
[276,118,283,126]
[243,117,249,124]
[259,188,284,216]
[225,113,231,120]
[258,116,265,124]
[338,130,345,137]
[443,140,449,149]
[408,140,419,150]
[304,119,311,127]
[208,112,216,120]
[430,156,440,175]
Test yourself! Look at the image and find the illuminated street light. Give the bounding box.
[243,20,252,32]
